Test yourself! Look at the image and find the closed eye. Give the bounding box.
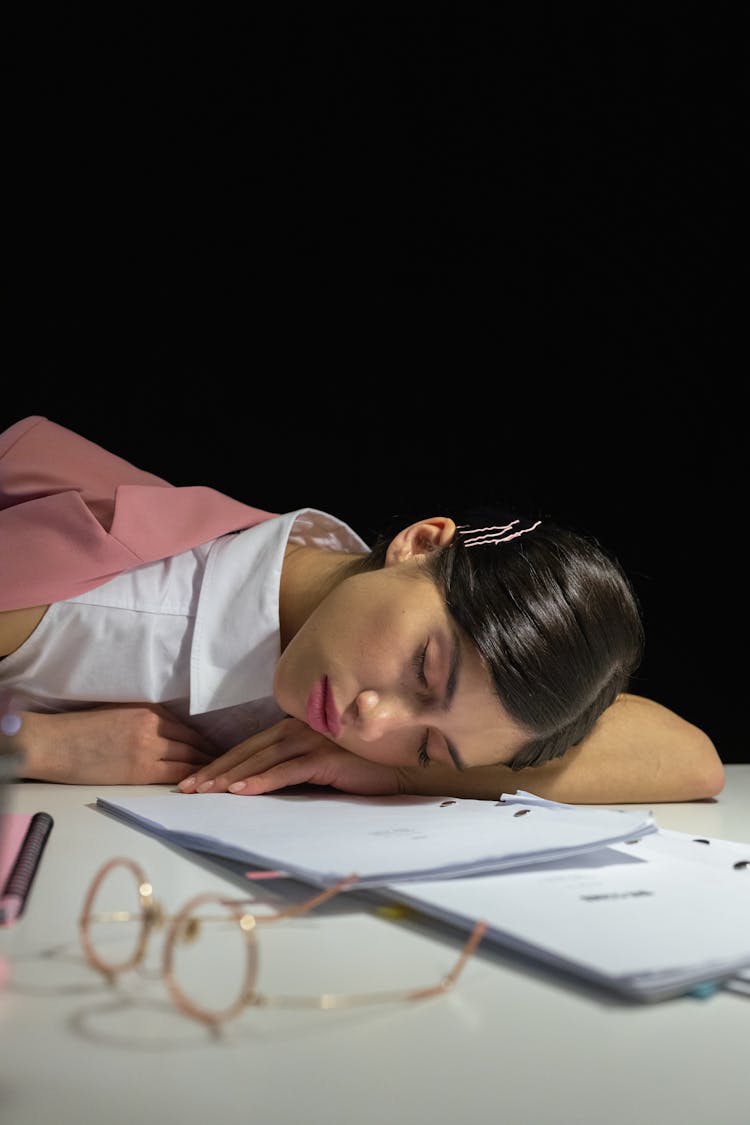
[412,642,429,688]
[413,643,431,765]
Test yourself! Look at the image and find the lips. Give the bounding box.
[306,676,341,738]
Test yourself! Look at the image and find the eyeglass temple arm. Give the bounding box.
[253,873,360,923]
[408,919,488,1000]
[252,918,489,1010]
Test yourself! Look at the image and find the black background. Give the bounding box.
[8,12,745,763]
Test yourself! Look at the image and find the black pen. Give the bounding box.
[0,812,54,925]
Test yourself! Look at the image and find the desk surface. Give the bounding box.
[2,766,749,1125]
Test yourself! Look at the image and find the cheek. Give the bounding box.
[340,734,411,767]
[271,653,293,713]
[272,634,309,715]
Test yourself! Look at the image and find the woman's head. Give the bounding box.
[273,508,644,774]
[351,508,644,771]
[421,511,644,769]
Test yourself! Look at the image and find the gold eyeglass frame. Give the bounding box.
[79,857,487,1029]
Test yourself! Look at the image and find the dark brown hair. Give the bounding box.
[358,508,644,770]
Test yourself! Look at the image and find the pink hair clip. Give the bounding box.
[457,519,541,547]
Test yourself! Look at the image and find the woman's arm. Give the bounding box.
[179,695,724,805]
[11,693,725,803]
[394,694,725,804]
[0,606,49,656]
[12,705,217,784]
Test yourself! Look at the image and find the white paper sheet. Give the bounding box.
[380,827,750,999]
[96,788,657,887]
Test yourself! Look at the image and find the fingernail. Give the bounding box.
[197,780,214,792]
[228,782,246,793]
[180,775,197,791]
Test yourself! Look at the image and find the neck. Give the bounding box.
[278,543,360,650]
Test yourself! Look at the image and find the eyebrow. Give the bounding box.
[439,627,467,771]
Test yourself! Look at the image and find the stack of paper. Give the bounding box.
[96,788,750,1001]
[381,826,750,1001]
[96,789,656,887]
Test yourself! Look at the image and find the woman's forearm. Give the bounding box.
[12,705,216,785]
[395,693,725,804]
[12,711,63,780]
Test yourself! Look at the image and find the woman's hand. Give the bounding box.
[18,704,217,785]
[178,716,400,796]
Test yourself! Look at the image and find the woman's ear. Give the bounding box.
[384,517,457,566]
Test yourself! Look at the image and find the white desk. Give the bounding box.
[2,766,749,1125]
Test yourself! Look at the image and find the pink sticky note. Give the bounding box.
[0,813,33,890]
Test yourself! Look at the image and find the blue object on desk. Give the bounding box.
[687,981,721,999]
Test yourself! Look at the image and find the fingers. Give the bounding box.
[156,717,216,757]
[177,742,263,792]
[180,754,280,793]
[175,718,378,797]
[178,719,317,794]
[223,749,400,797]
[225,755,321,795]
[150,758,215,786]
[158,741,216,767]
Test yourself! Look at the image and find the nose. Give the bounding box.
[355,689,413,742]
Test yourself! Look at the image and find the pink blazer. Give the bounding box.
[0,416,278,611]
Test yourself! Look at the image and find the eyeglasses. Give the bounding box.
[79,857,487,1030]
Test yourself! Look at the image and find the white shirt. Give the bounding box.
[0,508,368,750]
